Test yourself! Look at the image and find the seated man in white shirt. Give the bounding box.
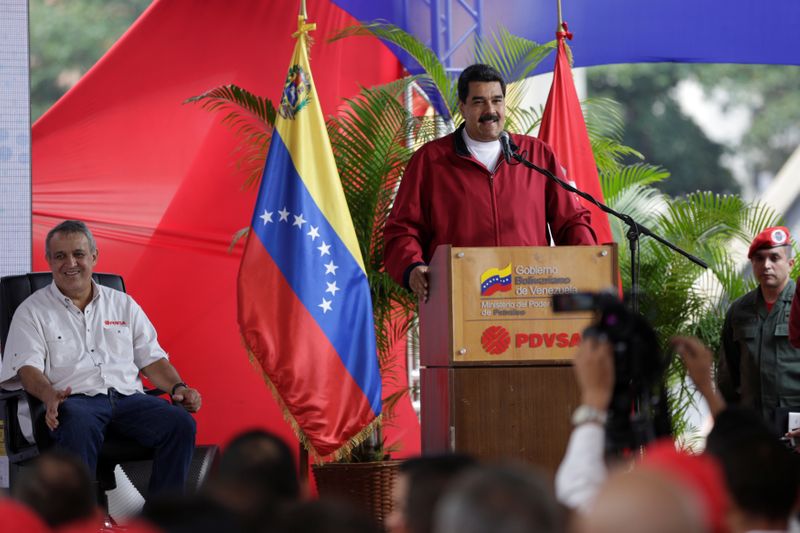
[0,220,201,495]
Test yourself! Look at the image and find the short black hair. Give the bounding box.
[215,429,300,502]
[457,64,506,103]
[399,454,478,533]
[705,408,800,521]
[274,500,382,533]
[12,450,95,527]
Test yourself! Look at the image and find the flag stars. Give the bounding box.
[324,260,338,276]
[318,298,333,314]
[263,202,340,315]
[325,281,339,296]
[259,209,273,225]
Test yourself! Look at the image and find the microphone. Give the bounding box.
[499,131,515,164]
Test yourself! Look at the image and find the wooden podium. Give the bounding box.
[419,244,617,473]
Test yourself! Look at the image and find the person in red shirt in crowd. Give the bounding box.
[383,63,597,301]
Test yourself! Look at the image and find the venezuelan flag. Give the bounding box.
[480,263,513,296]
[237,15,380,460]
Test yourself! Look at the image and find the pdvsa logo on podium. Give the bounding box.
[480,325,511,355]
[480,263,512,296]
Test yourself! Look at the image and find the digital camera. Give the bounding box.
[553,292,672,455]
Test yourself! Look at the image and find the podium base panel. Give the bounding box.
[421,365,579,474]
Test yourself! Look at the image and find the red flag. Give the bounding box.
[539,24,614,245]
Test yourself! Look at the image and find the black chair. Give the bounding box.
[0,272,217,509]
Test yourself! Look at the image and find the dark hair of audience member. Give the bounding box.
[206,429,301,530]
[11,450,96,527]
[273,499,382,533]
[214,428,300,501]
[705,407,800,522]
[398,454,477,533]
[143,429,301,533]
[433,463,562,533]
[140,495,244,533]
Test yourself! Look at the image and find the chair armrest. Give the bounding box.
[0,388,43,463]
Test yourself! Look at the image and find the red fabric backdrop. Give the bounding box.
[31,0,421,457]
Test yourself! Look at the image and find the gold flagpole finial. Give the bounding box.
[294,0,316,38]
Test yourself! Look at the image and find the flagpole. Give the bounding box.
[556,0,563,30]
[300,0,307,19]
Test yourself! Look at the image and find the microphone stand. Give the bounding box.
[509,150,708,314]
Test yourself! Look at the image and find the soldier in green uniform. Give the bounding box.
[718,226,799,425]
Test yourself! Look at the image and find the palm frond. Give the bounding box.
[601,163,670,205]
[583,97,626,141]
[505,104,543,136]
[590,138,642,175]
[185,84,276,187]
[474,27,555,83]
[185,84,276,134]
[331,22,457,119]
[659,192,745,250]
[738,203,785,244]
[705,247,755,305]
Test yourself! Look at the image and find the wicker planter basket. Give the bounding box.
[312,459,401,523]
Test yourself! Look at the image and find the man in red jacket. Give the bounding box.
[383,64,597,300]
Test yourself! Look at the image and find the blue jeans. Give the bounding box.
[50,389,196,495]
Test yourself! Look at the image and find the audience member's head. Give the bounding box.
[706,407,800,531]
[140,495,243,533]
[433,463,561,533]
[143,429,299,532]
[11,450,96,528]
[386,454,477,533]
[576,468,704,533]
[204,429,301,525]
[214,428,300,500]
[640,439,730,533]
[274,499,382,533]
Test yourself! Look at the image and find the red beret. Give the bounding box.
[748,226,791,258]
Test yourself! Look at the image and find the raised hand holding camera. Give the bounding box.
[555,292,672,455]
[574,335,614,412]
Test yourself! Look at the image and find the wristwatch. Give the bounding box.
[171,382,188,396]
[571,405,608,426]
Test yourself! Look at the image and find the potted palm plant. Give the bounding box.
[186,73,429,524]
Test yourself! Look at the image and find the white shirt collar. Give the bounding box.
[462,128,502,172]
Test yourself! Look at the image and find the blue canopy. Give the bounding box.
[331,0,800,73]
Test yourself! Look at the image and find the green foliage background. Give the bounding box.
[29,0,150,121]
[588,63,800,198]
